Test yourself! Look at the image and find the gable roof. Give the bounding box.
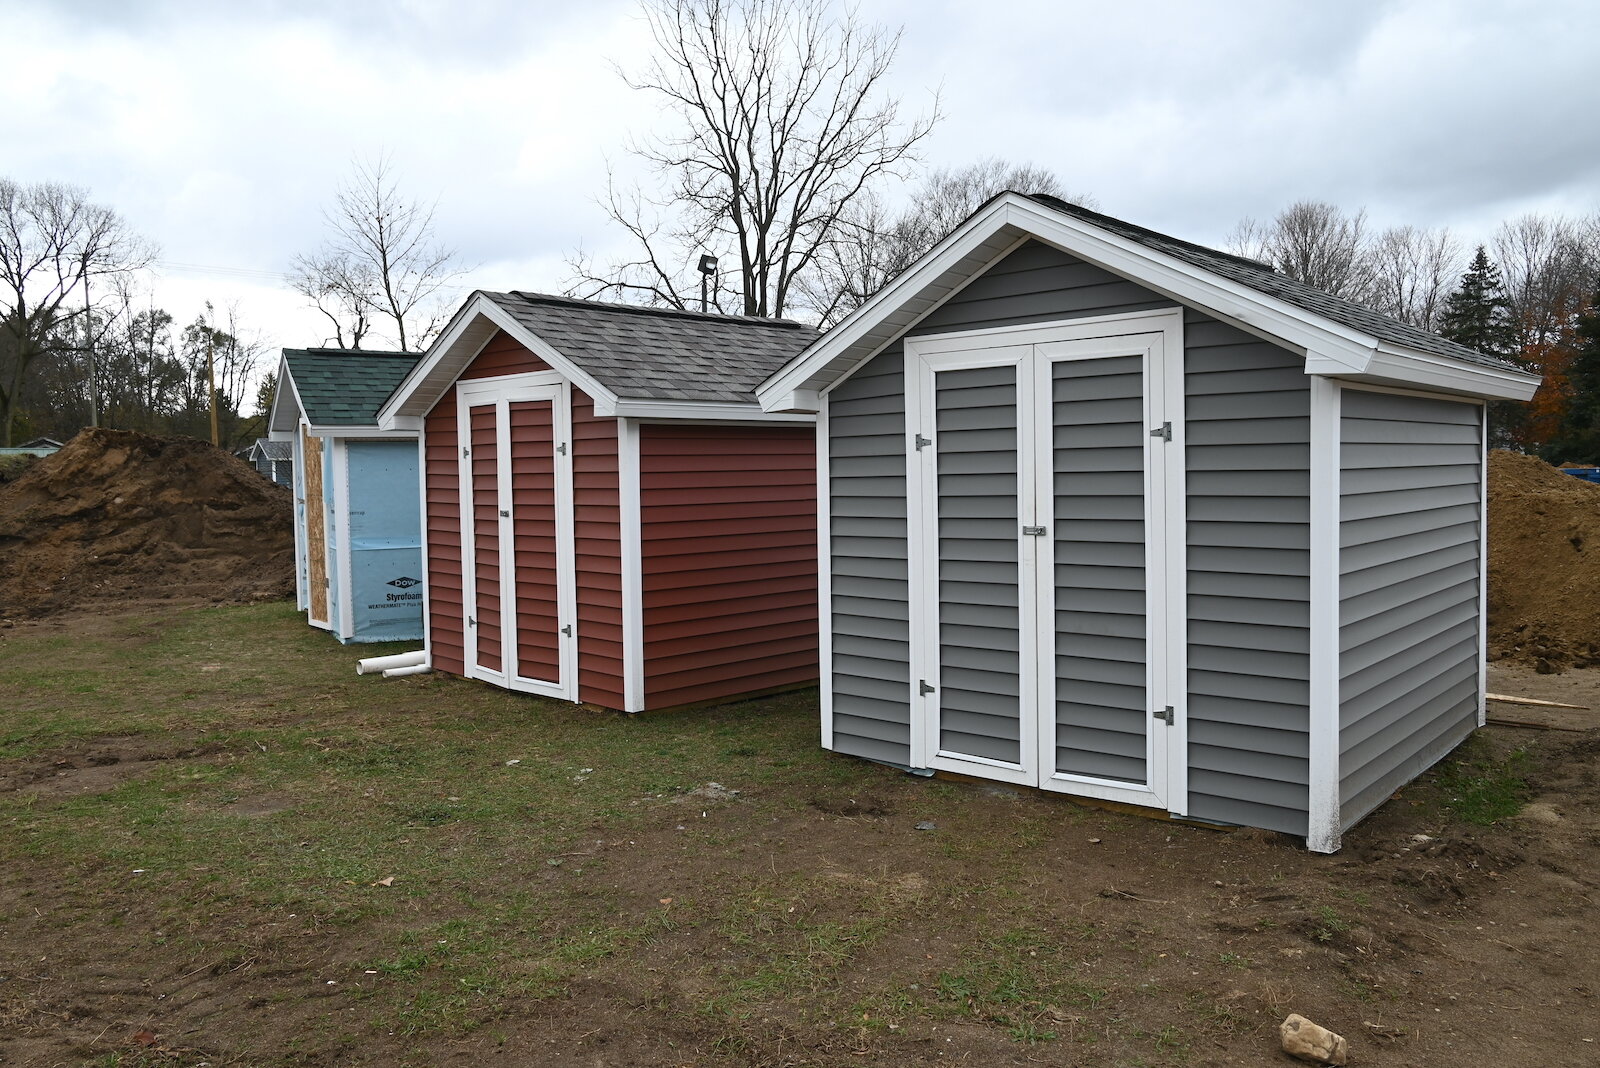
[1027,195,1517,373]
[757,192,1541,411]
[380,290,820,427]
[249,438,292,461]
[281,348,421,427]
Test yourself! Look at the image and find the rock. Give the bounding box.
[1280,1014,1348,1065]
[914,820,937,831]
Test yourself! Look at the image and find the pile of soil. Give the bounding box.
[0,428,294,618]
[1487,448,1600,668]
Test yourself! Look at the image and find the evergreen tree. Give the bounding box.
[1439,246,1525,447]
[1545,288,1600,463]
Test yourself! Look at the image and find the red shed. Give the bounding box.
[377,291,821,712]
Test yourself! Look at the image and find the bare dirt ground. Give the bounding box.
[1,605,1597,1068]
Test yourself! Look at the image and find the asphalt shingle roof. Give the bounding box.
[1028,195,1523,373]
[284,348,422,425]
[251,438,292,461]
[481,292,821,404]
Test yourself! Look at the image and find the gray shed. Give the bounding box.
[757,193,1539,852]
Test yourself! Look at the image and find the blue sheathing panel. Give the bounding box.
[324,441,342,635]
[343,440,424,643]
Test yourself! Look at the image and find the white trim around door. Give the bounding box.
[904,309,1187,814]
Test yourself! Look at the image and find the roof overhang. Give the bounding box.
[267,352,304,438]
[378,291,814,429]
[756,192,1541,410]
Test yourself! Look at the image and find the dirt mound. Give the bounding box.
[0,428,294,618]
[1488,449,1600,668]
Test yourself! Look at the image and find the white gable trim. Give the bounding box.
[378,294,621,430]
[756,192,1541,410]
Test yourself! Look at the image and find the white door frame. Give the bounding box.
[457,372,577,701]
[904,309,1187,813]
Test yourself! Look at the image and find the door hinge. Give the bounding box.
[914,434,933,451]
[468,616,476,627]
[561,624,573,637]
[918,679,936,696]
[462,446,470,458]
[1154,705,1174,726]
[1022,525,1047,537]
[1150,422,1172,442]
[556,442,568,456]
[499,509,510,518]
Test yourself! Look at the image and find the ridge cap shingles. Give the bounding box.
[479,291,820,405]
[1025,193,1525,375]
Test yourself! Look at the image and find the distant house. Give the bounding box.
[18,437,63,451]
[245,438,293,486]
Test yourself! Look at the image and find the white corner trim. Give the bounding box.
[618,418,645,713]
[815,401,833,749]
[415,422,433,671]
[1306,374,1343,854]
[1478,404,1489,728]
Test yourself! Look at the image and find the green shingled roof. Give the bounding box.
[283,348,421,426]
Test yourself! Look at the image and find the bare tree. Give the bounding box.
[0,179,152,444]
[1493,212,1600,350]
[177,303,268,449]
[1228,201,1372,302]
[291,155,465,351]
[797,157,1095,326]
[1366,225,1462,330]
[567,0,938,318]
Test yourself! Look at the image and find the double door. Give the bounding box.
[458,375,577,700]
[905,311,1186,812]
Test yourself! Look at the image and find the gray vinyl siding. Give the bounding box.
[825,240,1315,839]
[828,352,912,765]
[935,367,1022,763]
[1184,310,1311,836]
[1338,389,1482,829]
[1053,355,1147,782]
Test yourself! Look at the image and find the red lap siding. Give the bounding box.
[424,387,464,675]
[509,400,559,682]
[469,405,502,673]
[640,424,817,708]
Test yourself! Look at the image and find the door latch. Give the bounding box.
[499,509,510,518]
[1153,705,1174,726]
[914,434,932,451]
[561,624,573,637]
[918,680,936,696]
[556,442,568,456]
[1022,525,1047,537]
[1150,422,1172,441]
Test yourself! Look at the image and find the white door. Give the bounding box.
[458,375,578,700]
[906,311,1186,813]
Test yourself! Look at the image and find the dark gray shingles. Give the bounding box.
[1028,195,1523,373]
[484,292,820,404]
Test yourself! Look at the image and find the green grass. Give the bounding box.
[1436,741,1532,825]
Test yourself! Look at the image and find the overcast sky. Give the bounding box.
[5,0,1598,356]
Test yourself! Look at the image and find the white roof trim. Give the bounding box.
[268,353,305,435]
[377,294,621,430]
[756,192,1541,410]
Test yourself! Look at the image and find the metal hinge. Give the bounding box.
[499,509,510,518]
[468,616,476,627]
[556,442,568,456]
[1154,705,1174,726]
[561,624,573,637]
[1022,525,1047,537]
[1150,422,1172,442]
[914,434,932,451]
[918,679,935,696]
[462,446,469,458]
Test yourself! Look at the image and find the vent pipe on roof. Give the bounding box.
[698,254,719,312]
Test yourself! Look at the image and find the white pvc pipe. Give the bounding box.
[356,649,426,676]
[382,664,432,679]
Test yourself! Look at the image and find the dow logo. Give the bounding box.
[387,576,422,589]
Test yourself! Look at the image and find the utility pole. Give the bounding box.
[206,318,220,447]
[84,272,97,428]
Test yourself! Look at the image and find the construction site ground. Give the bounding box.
[0,601,1595,1068]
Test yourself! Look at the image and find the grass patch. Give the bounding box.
[1437,743,1532,825]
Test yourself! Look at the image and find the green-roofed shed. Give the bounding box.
[270,348,426,643]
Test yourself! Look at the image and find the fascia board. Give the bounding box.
[304,424,419,440]
[471,299,619,414]
[1360,344,1541,402]
[610,398,814,423]
[376,296,493,430]
[268,355,304,435]
[756,203,1019,410]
